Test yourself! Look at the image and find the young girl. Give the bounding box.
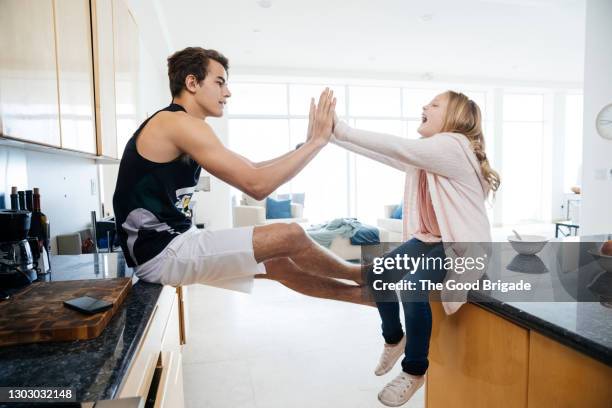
[332,91,500,407]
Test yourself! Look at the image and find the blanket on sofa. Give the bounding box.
[306,218,380,248]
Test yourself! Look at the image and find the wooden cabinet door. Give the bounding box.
[427,302,530,408]
[54,0,97,154]
[176,286,189,345]
[113,0,139,158]
[0,0,61,146]
[91,0,119,158]
[528,331,612,408]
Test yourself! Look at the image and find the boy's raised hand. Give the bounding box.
[307,88,336,148]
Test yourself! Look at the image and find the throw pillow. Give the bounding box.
[391,204,403,219]
[266,197,292,219]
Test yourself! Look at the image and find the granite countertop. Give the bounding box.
[468,234,612,366]
[0,252,163,406]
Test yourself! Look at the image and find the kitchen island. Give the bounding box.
[0,253,185,407]
[427,235,612,408]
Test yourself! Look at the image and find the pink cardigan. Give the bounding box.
[333,121,492,314]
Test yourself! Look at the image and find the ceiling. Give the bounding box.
[154,0,585,84]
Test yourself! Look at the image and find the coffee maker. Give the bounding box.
[0,210,37,288]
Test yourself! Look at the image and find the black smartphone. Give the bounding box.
[0,289,10,301]
[63,296,113,315]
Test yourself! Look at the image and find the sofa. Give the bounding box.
[377,204,403,242]
[325,227,391,261]
[232,193,308,227]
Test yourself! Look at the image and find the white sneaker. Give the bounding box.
[378,371,425,407]
[374,336,406,376]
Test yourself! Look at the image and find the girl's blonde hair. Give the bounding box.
[442,90,500,193]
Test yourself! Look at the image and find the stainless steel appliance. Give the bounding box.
[0,210,37,288]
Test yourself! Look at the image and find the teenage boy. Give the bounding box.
[113,47,365,303]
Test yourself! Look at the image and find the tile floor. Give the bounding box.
[182,280,425,408]
[181,222,555,407]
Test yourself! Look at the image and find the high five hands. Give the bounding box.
[306,88,336,148]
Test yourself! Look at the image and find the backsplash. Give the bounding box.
[0,146,101,254]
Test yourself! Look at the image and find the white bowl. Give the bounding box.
[507,235,549,255]
[587,249,612,273]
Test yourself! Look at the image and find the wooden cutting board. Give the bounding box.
[0,277,132,346]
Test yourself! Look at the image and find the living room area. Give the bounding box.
[191,81,585,258]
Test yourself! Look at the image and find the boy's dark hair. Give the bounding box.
[167,47,229,98]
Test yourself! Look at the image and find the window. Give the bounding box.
[352,119,405,223]
[501,94,545,224]
[564,95,583,191]
[469,91,488,121]
[227,83,352,222]
[226,79,579,229]
[289,84,346,116]
[503,94,544,121]
[228,83,287,115]
[289,119,349,220]
[228,119,290,163]
[402,88,444,118]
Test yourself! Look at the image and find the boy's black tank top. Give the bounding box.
[113,103,201,267]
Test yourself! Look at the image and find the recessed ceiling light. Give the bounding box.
[420,13,434,22]
[257,0,272,8]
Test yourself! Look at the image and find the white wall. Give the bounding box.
[193,116,232,230]
[126,0,173,67]
[119,2,233,230]
[549,92,567,222]
[100,10,171,218]
[1,147,100,254]
[580,0,612,236]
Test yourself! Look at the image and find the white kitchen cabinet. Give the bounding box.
[1,0,140,159]
[112,0,139,157]
[91,0,119,158]
[117,285,185,408]
[91,0,139,159]
[54,0,97,154]
[0,0,61,147]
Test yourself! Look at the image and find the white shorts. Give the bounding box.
[134,226,266,293]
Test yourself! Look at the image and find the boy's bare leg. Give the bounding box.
[256,258,373,307]
[253,223,363,284]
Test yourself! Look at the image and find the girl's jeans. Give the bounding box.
[369,238,447,376]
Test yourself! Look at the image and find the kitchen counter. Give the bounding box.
[427,234,612,407]
[471,292,611,366]
[1,237,610,406]
[467,234,611,366]
[0,253,163,406]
